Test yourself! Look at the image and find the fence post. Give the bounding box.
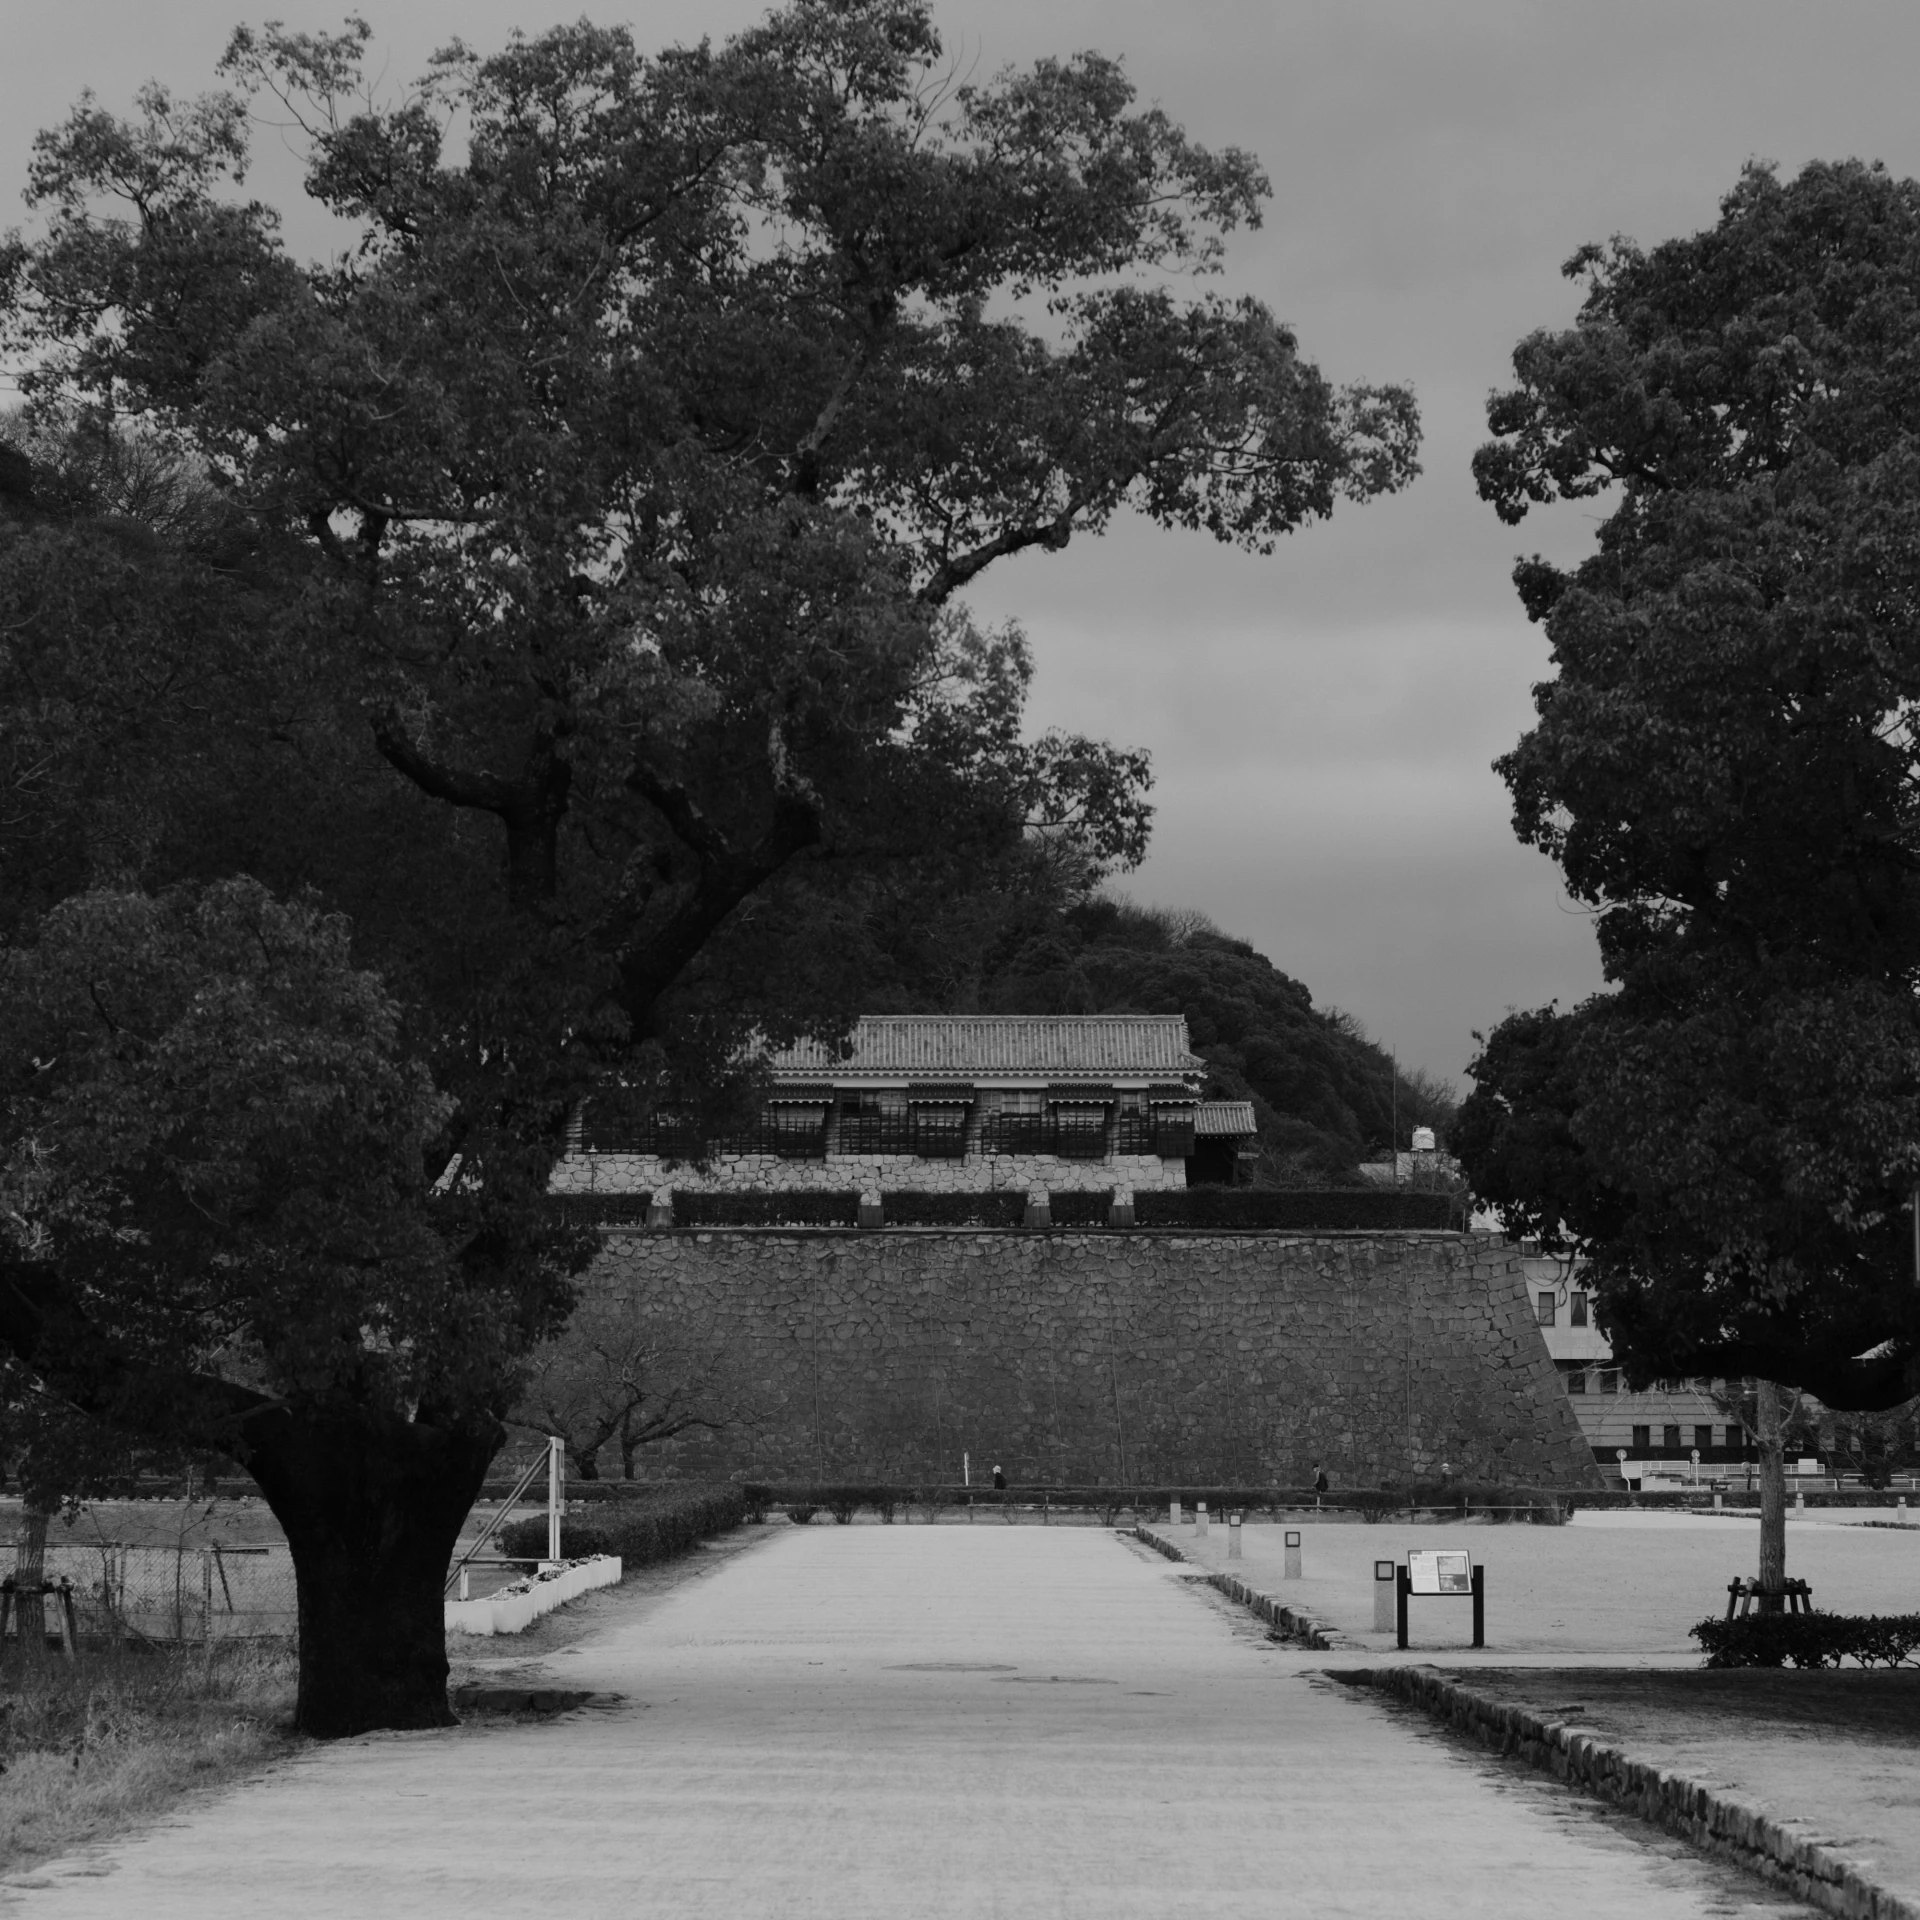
[548,1435,563,1564]
[202,1548,215,1671]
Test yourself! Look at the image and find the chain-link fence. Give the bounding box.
[4,1541,297,1646]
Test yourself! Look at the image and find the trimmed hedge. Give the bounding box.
[671,1191,860,1227]
[548,1191,653,1225]
[1134,1189,1456,1231]
[881,1191,1025,1228]
[1046,1189,1114,1228]
[497,1482,746,1566]
[548,1188,1462,1230]
[1691,1611,1920,1668]
[732,1481,1567,1520]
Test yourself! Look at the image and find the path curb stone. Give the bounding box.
[1131,1524,1343,1648]
[1344,1665,1917,1920]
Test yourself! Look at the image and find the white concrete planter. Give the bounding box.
[445,1554,623,1637]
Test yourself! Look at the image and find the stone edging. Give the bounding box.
[1346,1665,1917,1920]
[1130,1525,1344,1649]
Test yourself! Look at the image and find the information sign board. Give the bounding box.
[1407,1550,1472,1596]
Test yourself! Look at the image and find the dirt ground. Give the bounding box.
[1425,1665,1920,1909]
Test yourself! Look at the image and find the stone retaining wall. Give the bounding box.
[586,1229,1600,1486]
[550,1150,1181,1194]
[1350,1666,1916,1920]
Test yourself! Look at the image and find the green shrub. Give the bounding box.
[787,1504,818,1524]
[1134,1189,1456,1230]
[880,1192,1025,1227]
[546,1191,654,1226]
[671,1191,860,1227]
[496,1483,745,1567]
[1046,1190,1115,1229]
[1692,1611,1920,1668]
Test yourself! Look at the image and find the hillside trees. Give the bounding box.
[0,2,1419,1732]
[970,896,1455,1177]
[1456,159,1920,1591]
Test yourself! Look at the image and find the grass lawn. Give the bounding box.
[0,1640,299,1876]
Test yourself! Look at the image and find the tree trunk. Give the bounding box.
[1755,1376,1787,1610]
[13,1503,50,1670]
[240,1406,500,1738]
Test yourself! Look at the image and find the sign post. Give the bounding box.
[1283,1529,1302,1579]
[1228,1512,1243,1560]
[1196,1502,1209,1538]
[1396,1550,1483,1650]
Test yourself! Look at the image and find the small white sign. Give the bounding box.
[1407,1550,1472,1596]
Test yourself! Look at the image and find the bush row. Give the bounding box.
[1691,1611,1920,1668]
[498,1482,746,1565]
[1133,1189,1457,1230]
[552,1189,1460,1231]
[675,1191,860,1226]
[734,1482,1567,1521]
[881,1192,1025,1227]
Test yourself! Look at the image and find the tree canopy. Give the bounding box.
[1457,159,1920,1412]
[0,2,1419,1733]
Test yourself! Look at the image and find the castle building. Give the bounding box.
[549,1014,1258,1206]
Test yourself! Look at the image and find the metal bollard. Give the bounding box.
[1283,1529,1302,1579]
[1373,1559,1395,1632]
[1170,1498,1182,1526]
[1228,1512,1243,1559]
[1196,1502,1209,1537]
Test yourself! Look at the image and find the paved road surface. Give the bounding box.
[3,1528,1812,1917]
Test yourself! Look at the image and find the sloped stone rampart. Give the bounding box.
[588,1230,1601,1487]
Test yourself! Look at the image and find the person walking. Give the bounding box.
[1311,1462,1329,1508]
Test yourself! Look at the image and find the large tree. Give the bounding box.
[1457,159,1920,1588]
[0,2,1418,1732]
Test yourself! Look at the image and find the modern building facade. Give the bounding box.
[1523,1252,1743,1474]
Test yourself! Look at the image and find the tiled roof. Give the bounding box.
[766,1015,1205,1081]
[1196,1099,1257,1137]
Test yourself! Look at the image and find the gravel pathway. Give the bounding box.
[2,1527,1817,1917]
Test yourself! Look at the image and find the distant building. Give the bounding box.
[1523,1253,1742,1475]
[551,1014,1259,1201]
[1357,1127,1462,1190]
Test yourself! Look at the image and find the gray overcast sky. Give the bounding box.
[6,0,1920,1084]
